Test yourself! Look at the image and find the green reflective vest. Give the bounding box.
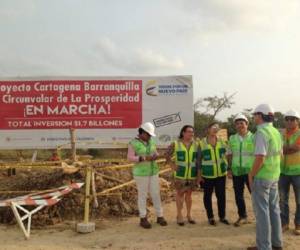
[281,129,300,175]
[255,123,282,180]
[129,138,159,176]
[173,140,198,180]
[199,138,228,179]
[228,132,255,176]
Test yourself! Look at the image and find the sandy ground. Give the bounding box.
[1,183,300,250]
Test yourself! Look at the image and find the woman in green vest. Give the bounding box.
[166,125,199,226]
[127,122,167,229]
[198,122,230,226]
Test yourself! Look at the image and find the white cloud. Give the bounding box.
[135,48,184,71]
[0,36,185,77]
[0,56,61,77]
[0,1,36,20]
[93,37,184,73]
[177,0,299,33]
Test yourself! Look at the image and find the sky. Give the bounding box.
[1,0,300,120]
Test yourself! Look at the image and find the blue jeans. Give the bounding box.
[279,174,300,226]
[252,178,282,250]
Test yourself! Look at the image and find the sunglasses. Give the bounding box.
[285,117,297,122]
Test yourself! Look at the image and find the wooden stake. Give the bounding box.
[96,193,122,197]
[91,170,99,208]
[97,159,166,171]
[97,180,136,195]
[84,166,92,224]
[56,146,62,161]
[98,168,172,195]
[31,150,38,163]
[95,172,126,184]
[69,128,76,162]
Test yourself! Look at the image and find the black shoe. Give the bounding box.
[272,246,283,250]
[140,217,151,229]
[177,217,185,226]
[234,217,248,227]
[157,217,167,226]
[208,218,216,226]
[220,218,230,225]
[187,217,196,224]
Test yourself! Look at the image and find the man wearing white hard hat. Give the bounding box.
[247,104,283,250]
[280,109,300,235]
[227,114,254,227]
[127,122,167,229]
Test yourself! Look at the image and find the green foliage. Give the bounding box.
[222,115,236,136]
[273,112,285,129]
[194,93,235,137]
[221,110,285,137]
[87,148,105,157]
[194,111,219,137]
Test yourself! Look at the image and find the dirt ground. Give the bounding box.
[1,184,300,250]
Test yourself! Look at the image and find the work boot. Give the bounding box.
[234,217,249,227]
[140,217,151,229]
[220,218,230,225]
[272,246,283,250]
[156,217,167,226]
[294,224,300,235]
[247,245,283,250]
[208,218,216,226]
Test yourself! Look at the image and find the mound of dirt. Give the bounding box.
[0,162,173,228]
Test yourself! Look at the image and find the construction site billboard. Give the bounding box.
[0,76,193,149]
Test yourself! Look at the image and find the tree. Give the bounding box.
[273,112,285,129]
[194,92,236,122]
[194,112,216,137]
[194,93,236,137]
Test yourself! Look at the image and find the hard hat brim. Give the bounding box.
[148,132,156,137]
[234,118,248,122]
[284,115,300,119]
[140,124,156,137]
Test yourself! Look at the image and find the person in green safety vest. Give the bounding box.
[279,109,300,235]
[127,122,167,229]
[227,113,254,227]
[166,125,199,226]
[197,122,230,226]
[247,104,283,250]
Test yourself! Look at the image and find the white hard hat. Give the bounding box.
[234,113,248,123]
[285,109,300,119]
[254,104,274,115]
[140,122,156,137]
